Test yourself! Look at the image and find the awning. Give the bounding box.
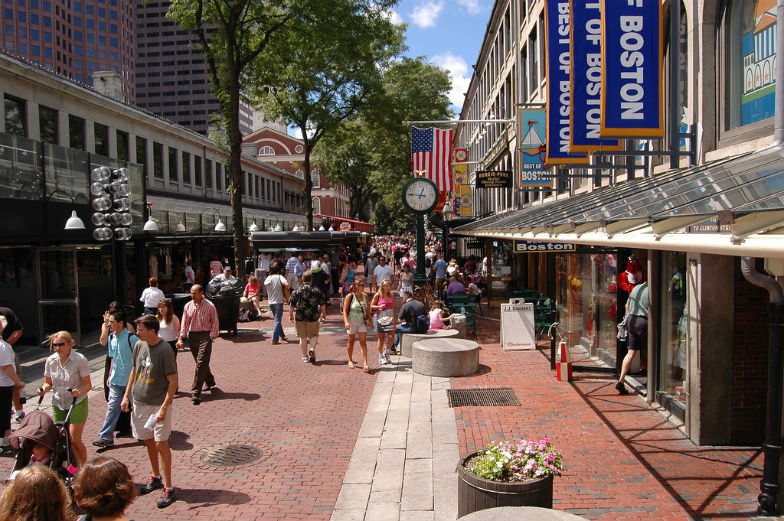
[248,230,360,248]
[314,213,374,233]
[453,145,784,259]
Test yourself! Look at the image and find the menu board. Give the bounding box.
[501,302,536,351]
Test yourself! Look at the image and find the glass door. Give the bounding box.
[36,248,81,344]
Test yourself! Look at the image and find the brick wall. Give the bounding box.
[732,258,770,445]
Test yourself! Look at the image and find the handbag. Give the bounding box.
[376,308,394,332]
[617,313,630,341]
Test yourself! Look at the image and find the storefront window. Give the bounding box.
[659,252,687,404]
[557,252,619,367]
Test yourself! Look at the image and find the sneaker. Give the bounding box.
[384,351,392,363]
[156,487,176,509]
[92,439,114,448]
[308,349,315,363]
[615,381,629,395]
[302,356,310,363]
[379,355,387,365]
[191,395,201,405]
[13,410,24,422]
[140,475,163,495]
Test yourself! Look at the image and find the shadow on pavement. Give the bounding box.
[204,389,260,402]
[168,430,193,451]
[168,488,252,509]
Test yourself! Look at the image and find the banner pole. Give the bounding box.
[669,1,681,169]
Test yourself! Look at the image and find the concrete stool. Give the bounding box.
[460,506,589,520]
[412,338,479,377]
[400,329,460,358]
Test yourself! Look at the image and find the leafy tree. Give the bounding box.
[168,0,292,278]
[315,57,452,232]
[253,0,404,231]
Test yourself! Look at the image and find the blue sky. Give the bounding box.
[387,0,491,114]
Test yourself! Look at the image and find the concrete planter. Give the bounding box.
[457,452,553,518]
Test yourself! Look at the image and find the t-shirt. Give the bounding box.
[140,287,165,308]
[435,259,447,279]
[0,307,23,342]
[0,340,16,387]
[108,329,138,387]
[258,254,271,271]
[373,264,393,286]
[399,299,426,326]
[131,339,177,406]
[44,351,90,410]
[264,274,288,305]
[289,285,327,322]
[628,282,649,317]
[184,265,195,284]
[446,281,466,296]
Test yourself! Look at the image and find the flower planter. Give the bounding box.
[457,451,554,518]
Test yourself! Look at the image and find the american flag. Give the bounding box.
[411,127,454,192]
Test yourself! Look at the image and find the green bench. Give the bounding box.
[445,295,478,338]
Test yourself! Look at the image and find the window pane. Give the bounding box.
[153,142,163,179]
[135,136,147,176]
[168,147,178,181]
[194,155,201,186]
[68,114,85,150]
[181,151,190,184]
[116,130,128,161]
[4,96,26,137]
[205,158,212,188]
[94,122,108,156]
[39,105,57,144]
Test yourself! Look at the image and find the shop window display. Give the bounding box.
[659,252,687,404]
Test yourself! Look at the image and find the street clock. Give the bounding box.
[402,177,439,213]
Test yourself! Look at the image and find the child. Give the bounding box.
[429,301,451,330]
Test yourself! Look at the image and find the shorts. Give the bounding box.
[628,315,648,351]
[347,320,368,335]
[295,320,320,339]
[131,401,173,442]
[53,398,88,424]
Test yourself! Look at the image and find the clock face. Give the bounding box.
[403,178,438,213]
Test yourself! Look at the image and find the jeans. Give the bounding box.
[393,323,417,347]
[270,303,284,342]
[98,384,126,442]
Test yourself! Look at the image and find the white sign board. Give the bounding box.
[501,303,536,350]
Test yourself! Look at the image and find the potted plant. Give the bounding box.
[457,437,564,518]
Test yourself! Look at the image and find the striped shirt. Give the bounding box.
[180,297,219,339]
[285,256,299,275]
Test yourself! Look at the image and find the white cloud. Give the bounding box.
[456,0,482,15]
[431,53,471,108]
[410,1,444,28]
[383,8,403,25]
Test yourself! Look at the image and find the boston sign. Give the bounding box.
[514,241,576,253]
[600,0,664,138]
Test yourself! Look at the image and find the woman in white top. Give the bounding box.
[157,298,181,356]
[0,316,23,441]
[139,276,165,315]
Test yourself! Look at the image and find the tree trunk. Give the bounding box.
[228,76,245,279]
[303,135,314,231]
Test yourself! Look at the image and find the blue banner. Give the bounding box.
[600,0,664,137]
[545,0,588,164]
[570,0,620,152]
[517,107,553,188]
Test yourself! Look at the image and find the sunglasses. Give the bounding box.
[52,342,66,347]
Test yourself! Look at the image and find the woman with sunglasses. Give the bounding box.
[342,276,372,372]
[157,299,181,357]
[38,331,92,468]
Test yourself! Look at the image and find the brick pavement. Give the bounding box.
[458,310,767,520]
[4,306,378,521]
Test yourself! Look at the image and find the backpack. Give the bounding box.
[415,312,430,333]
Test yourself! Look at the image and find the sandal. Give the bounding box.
[347,361,355,368]
[363,366,371,373]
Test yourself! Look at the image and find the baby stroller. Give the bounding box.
[9,395,77,486]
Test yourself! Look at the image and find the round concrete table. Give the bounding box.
[412,337,479,377]
[460,506,589,520]
[400,328,460,358]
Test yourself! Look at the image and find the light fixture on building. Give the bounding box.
[442,196,453,222]
[328,225,334,232]
[202,207,227,233]
[90,166,132,241]
[318,225,325,231]
[142,202,158,232]
[175,220,186,232]
[249,221,259,233]
[293,224,301,232]
[48,189,87,230]
[274,222,282,232]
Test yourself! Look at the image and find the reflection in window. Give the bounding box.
[68,114,85,150]
[182,151,190,184]
[39,105,58,145]
[168,147,178,182]
[312,197,320,214]
[311,169,320,188]
[4,95,26,137]
[94,122,109,156]
[136,136,147,177]
[659,252,687,404]
[116,130,129,161]
[153,142,163,179]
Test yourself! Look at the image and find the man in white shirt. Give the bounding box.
[365,254,378,292]
[257,252,271,298]
[373,257,394,289]
[140,277,166,315]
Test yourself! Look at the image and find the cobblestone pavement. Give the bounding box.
[2,297,774,521]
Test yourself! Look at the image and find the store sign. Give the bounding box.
[501,302,536,350]
[514,240,576,253]
[544,1,589,164]
[569,0,620,152]
[339,221,352,231]
[685,218,731,234]
[517,107,553,188]
[600,0,664,138]
[453,148,473,217]
[476,170,513,189]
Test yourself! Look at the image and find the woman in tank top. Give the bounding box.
[156,299,180,356]
[371,280,396,366]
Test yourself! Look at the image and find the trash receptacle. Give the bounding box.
[210,296,239,336]
[169,293,191,319]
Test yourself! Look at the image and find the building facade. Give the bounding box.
[455,0,783,459]
[0,51,305,343]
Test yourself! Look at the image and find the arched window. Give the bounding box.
[721,0,776,130]
[260,145,275,156]
[311,169,320,188]
[312,197,321,214]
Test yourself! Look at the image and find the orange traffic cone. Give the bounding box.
[556,341,572,382]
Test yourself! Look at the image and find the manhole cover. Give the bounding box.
[197,444,263,468]
[447,387,521,407]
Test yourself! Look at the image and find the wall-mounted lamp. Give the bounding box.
[90,166,132,241]
[318,225,325,231]
[274,222,282,232]
[46,189,86,230]
[175,220,186,232]
[142,202,158,232]
[202,207,227,233]
[249,220,259,233]
[292,224,301,232]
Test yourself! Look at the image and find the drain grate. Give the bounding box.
[447,387,521,407]
[198,444,263,468]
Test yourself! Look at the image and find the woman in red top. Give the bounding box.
[371,280,396,365]
[243,275,262,316]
